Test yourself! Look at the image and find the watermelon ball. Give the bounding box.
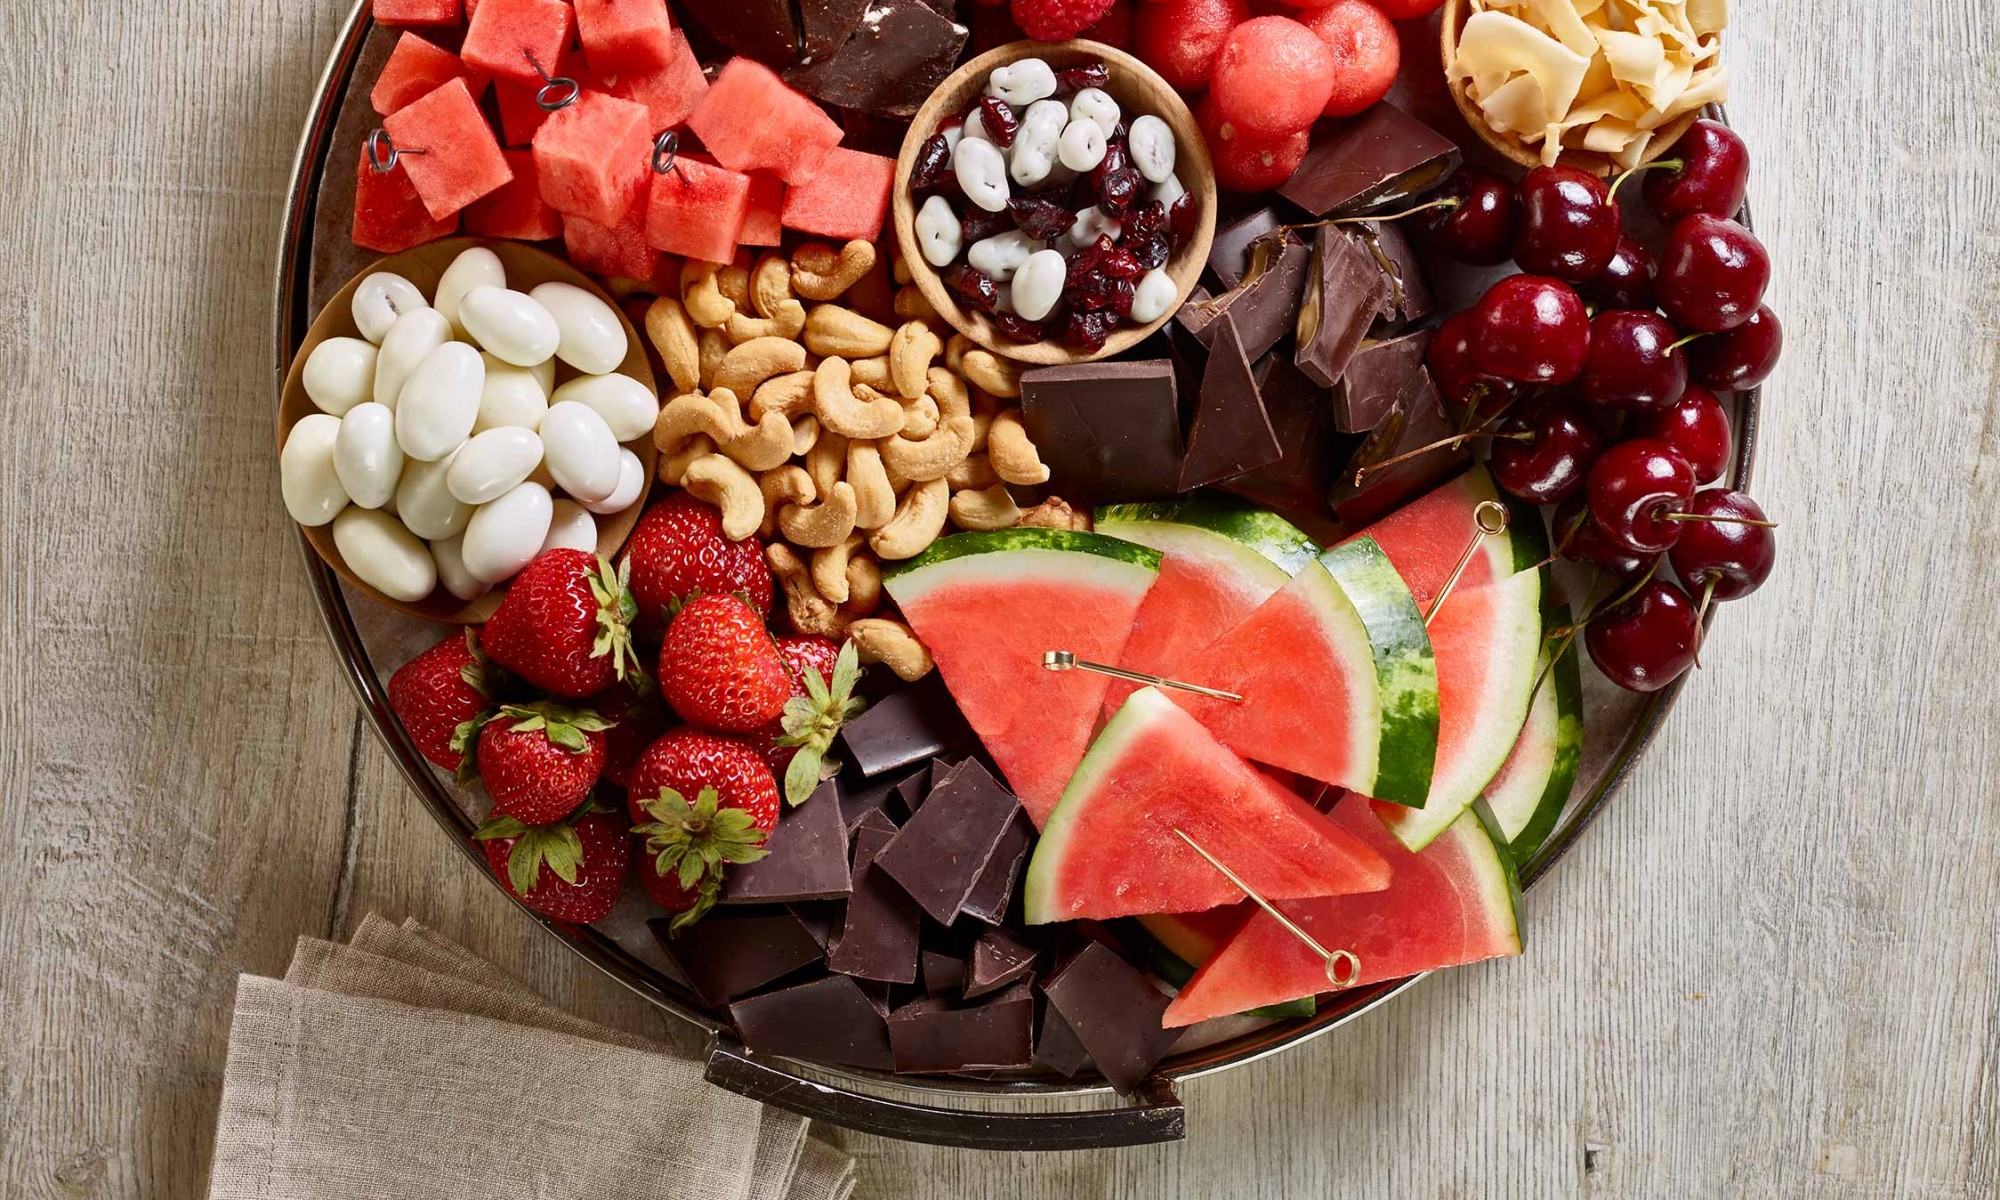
[1198,94,1309,193]
[1210,17,1336,139]
[1373,0,1443,16]
[1012,0,1117,41]
[1298,0,1399,117]
[1132,0,1248,92]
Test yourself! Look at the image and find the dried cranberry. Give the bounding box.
[961,206,1013,244]
[942,264,1001,313]
[1127,233,1170,271]
[977,96,1020,150]
[1165,192,1198,249]
[1053,61,1109,96]
[1062,308,1118,352]
[1097,167,1140,216]
[909,133,952,191]
[991,311,1046,342]
[1121,201,1166,241]
[1097,245,1143,283]
[1066,269,1134,319]
[1009,196,1074,241]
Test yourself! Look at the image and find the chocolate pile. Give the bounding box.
[679,0,969,119]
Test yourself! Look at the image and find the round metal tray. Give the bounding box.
[274,1,1760,1151]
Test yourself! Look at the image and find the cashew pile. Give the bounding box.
[643,240,1059,677]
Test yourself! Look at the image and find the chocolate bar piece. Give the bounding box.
[786,0,968,118]
[1278,103,1462,217]
[1351,220,1433,324]
[1176,230,1310,364]
[1338,330,1434,433]
[1217,355,1351,523]
[1019,360,1184,506]
[681,0,800,67]
[957,808,1031,925]
[1178,314,1279,492]
[839,768,914,829]
[649,909,825,1008]
[964,927,1039,998]
[886,985,1036,1073]
[1207,207,1283,290]
[719,779,851,904]
[1041,941,1182,1094]
[1328,367,1469,526]
[826,809,923,983]
[921,947,966,997]
[1033,1003,1093,1078]
[873,759,1022,925]
[731,974,894,1071]
[838,674,975,777]
[1295,225,1391,388]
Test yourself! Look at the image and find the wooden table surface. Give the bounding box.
[4,1,1997,1196]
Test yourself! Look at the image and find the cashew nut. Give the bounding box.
[714,336,808,398]
[652,389,791,472]
[926,367,972,423]
[881,415,975,483]
[805,428,848,498]
[847,440,897,530]
[970,411,994,451]
[900,393,940,439]
[960,349,1022,399]
[844,553,882,616]
[790,415,820,457]
[849,355,893,392]
[751,252,794,318]
[894,284,940,326]
[758,464,815,536]
[869,477,949,560]
[681,261,735,328]
[1019,496,1091,531]
[946,453,999,491]
[644,296,701,395]
[779,480,859,548]
[803,304,895,359]
[987,409,1051,485]
[716,257,752,313]
[791,240,876,302]
[657,433,714,486]
[949,483,1023,531]
[891,251,914,286]
[849,617,935,681]
[768,543,850,638]
[944,334,973,375]
[697,328,729,391]
[812,359,905,440]
[725,298,806,345]
[811,533,864,604]
[750,370,815,421]
[681,453,763,541]
[889,321,942,400]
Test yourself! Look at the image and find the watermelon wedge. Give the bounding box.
[1131,908,1317,1021]
[1481,603,1582,866]
[1351,466,1524,610]
[1023,688,1391,923]
[882,529,1161,828]
[1161,791,1522,1028]
[1316,536,1440,807]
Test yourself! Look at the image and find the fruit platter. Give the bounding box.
[275,0,1773,1149]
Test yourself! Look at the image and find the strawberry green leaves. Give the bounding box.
[495,701,613,752]
[633,785,771,932]
[776,641,868,807]
[587,554,643,683]
[473,814,586,896]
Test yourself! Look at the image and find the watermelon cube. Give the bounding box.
[371,33,490,116]
[780,147,892,240]
[687,59,843,185]
[380,78,514,220]
[564,208,661,282]
[646,158,751,264]
[493,42,582,146]
[739,172,784,246]
[532,90,654,226]
[574,0,675,76]
[595,30,708,133]
[352,153,458,253]
[463,149,564,240]
[462,0,576,88]
[373,0,460,26]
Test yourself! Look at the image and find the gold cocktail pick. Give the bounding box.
[1424,500,1510,628]
[1173,829,1362,989]
[1041,651,1245,704]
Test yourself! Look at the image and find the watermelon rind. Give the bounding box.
[1096,497,1321,577]
[1024,687,1162,925]
[883,527,1162,579]
[1128,919,1317,1021]
[1482,602,1583,866]
[1317,536,1439,808]
[1467,798,1526,950]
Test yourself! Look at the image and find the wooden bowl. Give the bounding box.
[1439,0,1697,176]
[891,39,1218,366]
[277,237,658,625]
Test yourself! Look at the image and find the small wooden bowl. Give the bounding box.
[891,39,1218,366]
[277,237,658,625]
[1439,0,1697,176]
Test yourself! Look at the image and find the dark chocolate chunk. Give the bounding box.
[1032,1003,1093,1078]
[873,759,1022,925]
[957,808,1031,925]
[785,0,968,118]
[926,756,962,794]
[1337,329,1435,433]
[730,974,894,1071]
[838,674,976,777]
[964,927,1039,998]
[1041,941,1183,1094]
[1178,314,1279,492]
[1295,225,1391,388]
[921,947,966,997]
[1277,103,1463,217]
[649,908,826,1008]
[1207,207,1283,290]
[681,0,800,67]
[719,779,851,904]
[1217,355,1352,523]
[797,0,868,59]
[893,769,930,817]
[1352,220,1433,324]
[1176,230,1310,363]
[838,769,910,829]
[788,901,841,948]
[1019,360,1184,505]
[1328,367,1469,526]
[826,809,923,983]
[887,984,1036,1072]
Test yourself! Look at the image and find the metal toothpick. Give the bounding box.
[1042,651,1245,704]
[651,130,685,182]
[1173,829,1362,989]
[364,128,428,174]
[523,49,580,112]
[1423,500,1510,628]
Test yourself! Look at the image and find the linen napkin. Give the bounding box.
[207,915,855,1200]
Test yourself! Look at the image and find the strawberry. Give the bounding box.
[587,675,667,790]
[466,701,611,825]
[621,493,774,636]
[659,593,792,732]
[388,630,496,770]
[482,550,641,698]
[626,728,781,930]
[749,637,867,807]
[475,808,630,924]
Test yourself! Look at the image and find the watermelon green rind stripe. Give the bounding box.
[1126,924,1317,1021]
[1318,536,1439,808]
[1285,559,1385,793]
[1467,798,1526,953]
[1022,687,1165,925]
[1096,498,1320,575]
[881,528,1162,580]
[1483,602,1582,866]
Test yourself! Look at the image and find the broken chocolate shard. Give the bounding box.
[893,769,930,818]
[719,779,851,905]
[1178,314,1280,492]
[1033,1002,1093,1079]
[887,984,1036,1073]
[1041,941,1183,1094]
[731,973,895,1071]
[873,759,1022,926]
[921,947,966,997]
[826,809,923,983]
[1277,103,1462,218]
[1295,225,1391,389]
[838,673,976,777]
[1207,207,1283,290]
[649,908,826,1008]
[926,756,963,795]
[681,0,801,67]
[957,808,1031,926]
[1337,329,1435,434]
[1352,220,1433,325]
[786,0,968,118]
[1019,360,1184,506]
[838,769,909,829]
[1217,354,1353,523]
[964,927,1039,999]
[1329,367,1469,526]
[1177,230,1310,364]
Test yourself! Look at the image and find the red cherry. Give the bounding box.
[1641,118,1751,222]
[1578,310,1689,411]
[1668,489,1776,602]
[1553,497,1659,580]
[1585,437,1696,553]
[1414,165,1518,265]
[1657,214,1770,333]
[1470,274,1591,384]
[1489,399,1604,505]
[1688,303,1783,391]
[1512,166,1621,281]
[1633,384,1731,483]
[1578,234,1656,311]
[1586,580,1700,692]
[1428,309,1521,415]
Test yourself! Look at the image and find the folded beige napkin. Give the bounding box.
[207,915,855,1200]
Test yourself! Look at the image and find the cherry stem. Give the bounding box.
[1352,431,1531,485]
[1527,506,1592,575]
[1550,557,1663,643]
[1667,333,1706,353]
[1692,575,1718,669]
[1607,158,1683,201]
[1663,512,1779,528]
[1317,197,1462,226]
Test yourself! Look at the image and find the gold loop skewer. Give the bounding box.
[1424,500,1510,629]
[1042,651,1245,704]
[1173,829,1362,989]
